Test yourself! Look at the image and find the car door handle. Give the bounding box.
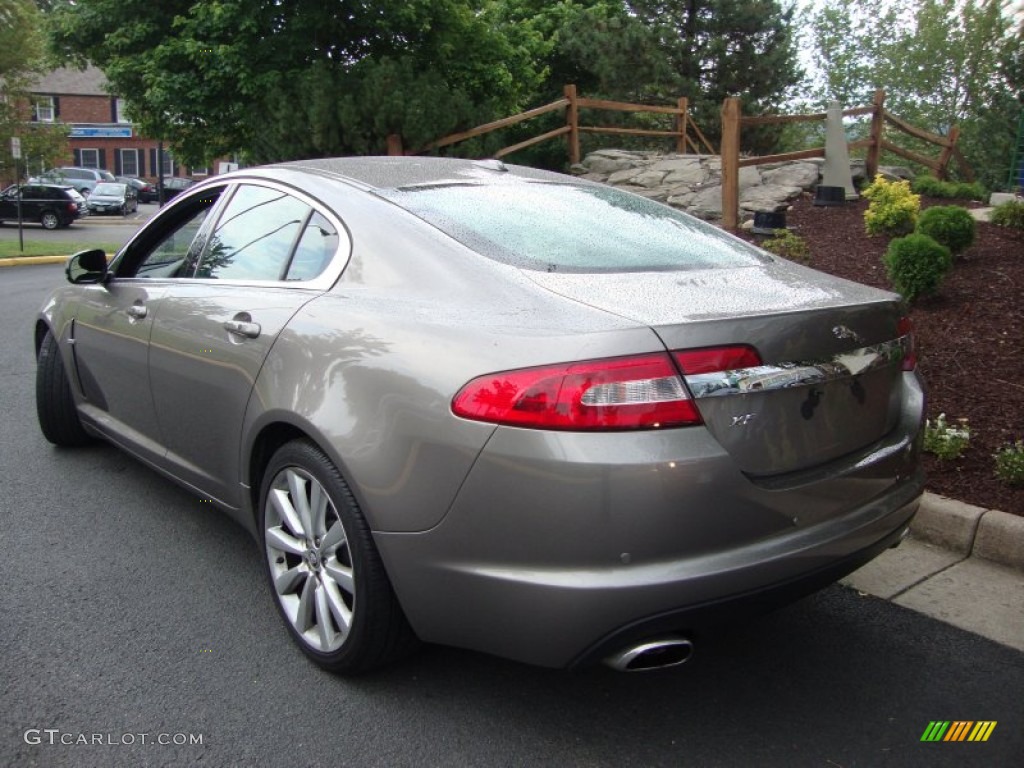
[224,319,261,339]
[126,304,147,319]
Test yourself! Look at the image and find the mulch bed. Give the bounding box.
[734,195,1024,515]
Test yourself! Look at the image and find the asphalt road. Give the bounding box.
[2,264,1023,768]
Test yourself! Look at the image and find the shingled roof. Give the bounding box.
[30,66,109,96]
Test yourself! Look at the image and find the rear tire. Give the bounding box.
[36,330,93,446]
[40,211,59,230]
[259,440,418,673]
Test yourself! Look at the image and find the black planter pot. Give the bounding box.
[813,185,845,207]
[752,210,787,235]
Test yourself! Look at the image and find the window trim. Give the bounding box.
[33,96,55,123]
[79,149,100,170]
[110,178,352,292]
[120,148,139,177]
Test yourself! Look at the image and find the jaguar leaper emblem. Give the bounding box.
[832,325,863,343]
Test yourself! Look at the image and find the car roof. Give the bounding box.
[267,156,577,191]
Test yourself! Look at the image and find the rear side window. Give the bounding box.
[384,181,768,273]
[285,212,339,281]
[195,185,309,281]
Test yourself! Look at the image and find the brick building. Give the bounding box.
[27,66,219,182]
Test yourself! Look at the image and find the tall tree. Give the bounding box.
[47,0,545,164]
[627,0,803,144]
[0,0,69,182]
[805,0,1022,188]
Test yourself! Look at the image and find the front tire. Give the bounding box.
[36,330,93,446]
[259,440,417,673]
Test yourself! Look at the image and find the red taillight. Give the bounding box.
[452,353,702,430]
[68,202,78,212]
[673,345,761,374]
[898,316,916,370]
[452,345,765,431]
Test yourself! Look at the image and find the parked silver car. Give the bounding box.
[35,157,925,673]
[37,166,116,196]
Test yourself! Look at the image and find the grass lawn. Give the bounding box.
[0,241,121,259]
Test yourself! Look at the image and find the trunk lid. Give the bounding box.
[524,261,910,476]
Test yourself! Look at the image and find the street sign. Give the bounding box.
[10,137,21,159]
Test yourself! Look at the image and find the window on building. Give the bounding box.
[80,149,100,169]
[33,97,55,123]
[160,150,174,177]
[189,167,209,177]
[120,149,139,177]
[115,98,130,124]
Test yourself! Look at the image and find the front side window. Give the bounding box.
[120,191,222,279]
[196,185,309,281]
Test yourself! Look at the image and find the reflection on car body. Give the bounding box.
[35,157,925,674]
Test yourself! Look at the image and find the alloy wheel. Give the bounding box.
[264,466,354,653]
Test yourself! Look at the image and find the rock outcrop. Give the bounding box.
[570,149,914,222]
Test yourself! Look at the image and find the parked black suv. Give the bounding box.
[0,184,84,229]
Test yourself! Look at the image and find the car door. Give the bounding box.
[66,194,221,463]
[147,182,344,508]
[0,186,21,221]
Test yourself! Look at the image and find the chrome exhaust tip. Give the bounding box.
[603,636,694,672]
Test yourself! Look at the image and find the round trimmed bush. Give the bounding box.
[883,233,952,301]
[990,200,1024,230]
[916,205,976,256]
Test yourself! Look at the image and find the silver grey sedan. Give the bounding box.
[35,157,925,673]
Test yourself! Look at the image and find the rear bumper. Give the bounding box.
[568,493,917,667]
[376,471,922,668]
[374,370,924,668]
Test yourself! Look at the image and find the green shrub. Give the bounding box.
[911,175,950,197]
[910,175,986,201]
[864,175,920,236]
[883,233,952,300]
[923,413,971,460]
[761,229,810,263]
[990,200,1024,229]
[994,441,1024,486]
[916,206,976,256]
[952,182,986,201]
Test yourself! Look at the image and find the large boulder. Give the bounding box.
[762,162,819,189]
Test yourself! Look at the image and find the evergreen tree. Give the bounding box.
[627,0,803,145]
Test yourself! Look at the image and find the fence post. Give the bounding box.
[676,97,688,154]
[720,97,741,229]
[865,89,885,180]
[937,124,959,180]
[564,84,580,166]
[386,134,404,156]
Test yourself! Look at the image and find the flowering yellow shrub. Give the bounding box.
[863,175,920,236]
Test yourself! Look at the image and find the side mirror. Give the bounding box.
[66,249,109,284]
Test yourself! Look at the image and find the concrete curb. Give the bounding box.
[0,255,71,267]
[912,492,1023,572]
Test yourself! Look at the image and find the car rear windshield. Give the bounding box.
[382,181,768,272]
